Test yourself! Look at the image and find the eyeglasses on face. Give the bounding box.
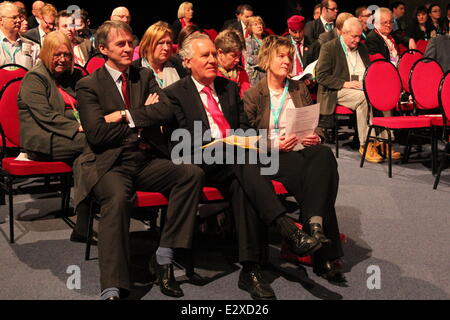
[326,7,339,12]
[2,15,24,21]
[53,52,72,59]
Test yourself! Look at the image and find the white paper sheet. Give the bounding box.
[285,103,320,141]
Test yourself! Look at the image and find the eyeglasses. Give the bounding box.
[380,20,393,26]
[326,7,339,12]
[42,19,55,27]
[53,52,72,59]
[1,15,24,21]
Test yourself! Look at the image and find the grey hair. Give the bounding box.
[342,17,363,33]
[374,7,393,28]
[179,32,210,60]
[0,1,17,16]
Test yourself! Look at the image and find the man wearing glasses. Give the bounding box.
[110,7,139,47]
[304,0,338,44]
[24,3,56,46]
[0,1,40,69]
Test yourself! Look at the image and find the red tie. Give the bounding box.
[120,72,130,109]
[296,42,303,74]
[201,86,231,138]
[244,28,249,38]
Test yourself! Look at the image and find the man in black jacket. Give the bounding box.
[304,0,338,44]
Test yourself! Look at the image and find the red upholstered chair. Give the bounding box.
[334,105,354,158]
[369,53,384,62]
[397,50,423,114]
[264,28,275,35]
[360,59,431,177]
[85,53,106,74]
[74,63,89,76]
[433,71,450,189]
[416,40,429,54]
[0,78,73,243]
[203,28,218,41]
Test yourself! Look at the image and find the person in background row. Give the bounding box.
[0,1,40,69]
[110,6,139,47]
[424,33,450,72]
[172,1,194,44]
[18,6,28,35]
[243,35,345,285]
[313,4,322,20]
[26,0,44,30]
[407,6,437,42]
[391,1,407,33]
[244,16,266,86]
[17,31,85,162]
[304,0,338,44]
[24,3,57,46]
[132,21,186,89]
[223,3,253,41]
[428,4,446,35]
[75,9,96,46]
[355,6,371,40]
[56,10,92,67]
[215,29,250,97]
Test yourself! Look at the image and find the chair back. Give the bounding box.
[0,78,23,150]
[85,53,106,74]
[0,64,28,92]
[439,71,450,139]
[363,59,402,112]
[416,40,429,53]
[398,49,423,93]
[74,63,89,76]
[203,28,218,41]
[410,57,444,111]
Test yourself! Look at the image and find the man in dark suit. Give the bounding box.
[26,0,44,30]
[424,34,450,72]
[74,21,204,300]
[316,17,401,163]
[286,15,314,76]
[304,0,337,44]
[164,33,321,300]
[223,4,253,40]
[24,3,56,46]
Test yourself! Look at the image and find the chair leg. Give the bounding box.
[433,144,449,189]
[0,176,5,206]
[402,130,412,164]
[335,115,339,158]
[360,127,373,168]
[85,200,96,261]
[8,179,14,244]
[387,134,393,178]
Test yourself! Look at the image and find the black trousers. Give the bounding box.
[268,145,343,264]
[92,149,204,291]
[201,162,286,263]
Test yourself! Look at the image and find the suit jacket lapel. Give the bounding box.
[128,66,141,109]
[336,40,350,81]
[186,77,210,129]
[258,77,271,130]
[214,78,233,125]
[98,66,126,110]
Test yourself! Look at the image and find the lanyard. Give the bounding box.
[270,80,289,132]
[339,36,359,74]
[143,58,164,88]
[290,37,304,69]
[1,41,22,63]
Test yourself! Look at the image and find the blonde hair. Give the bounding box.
[246,16,264,36]
[40,31,74,73]
[258,35,295,73]
[39,3,57,17]
[177,1,193,19]
[336,12,354,31]
[139,21,173,59]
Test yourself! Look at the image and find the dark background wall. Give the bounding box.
[20,0,448,40]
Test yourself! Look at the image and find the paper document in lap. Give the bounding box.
[291,60,318,81]
[201,135,262,150]
[285,103,320,140]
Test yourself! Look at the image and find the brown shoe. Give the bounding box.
[379,142,401,160]
[359,143,383,163]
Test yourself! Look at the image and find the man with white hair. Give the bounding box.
[365,7,416,66]
[26,0,44,29]
[0,1,40,68]
[317,17,400,162]
[110,6,138,46]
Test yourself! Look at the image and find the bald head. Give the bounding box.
[32,1,45,18]
[111,7,131,24]
[13,1,25,10]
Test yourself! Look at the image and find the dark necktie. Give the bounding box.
[201,86,231,138]
[120,72,130,109]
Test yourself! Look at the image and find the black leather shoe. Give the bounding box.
[283,228,322,257]
[309,223,331,244]
[149,254,184,298]
[238,266,276,300]
[314,260,347,285]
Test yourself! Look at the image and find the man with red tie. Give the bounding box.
[164,33,322,300]
[74,21,204,300]
[286,15,312,77]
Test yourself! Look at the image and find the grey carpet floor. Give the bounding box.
[1,143,449,300]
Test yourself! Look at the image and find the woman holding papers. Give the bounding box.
[243,35,346,285]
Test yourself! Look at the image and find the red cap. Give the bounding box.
[287,15,305,31]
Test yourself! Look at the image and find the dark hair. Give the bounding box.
[177,23,201,47]
[427,3,441,15]
[95,20,133,49]
[391,1,406,10]
[236,4,253,15]
[415,5,428,17]
[355,6,368,18]
[56,10,73,27]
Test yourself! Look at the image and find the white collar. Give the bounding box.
[0,29,20,44]
[320,15,333,28]
[191,76,216,94]
[104,62,129,82]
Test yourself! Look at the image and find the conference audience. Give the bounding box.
[74,21,204,300]
[110,6,139,47]
[391,1,407,33]
[407,6,437,41]
[0,1,40,69]
[17,31,85,162]
[132,21,186,88]
[428,3,446,35]
[243,35,345,284]
[26,0,44,30]
[304,0,338,44]
[244,16,266,86]
[172,1,194,43]
[24,3,57,46]
[223,3,253,41]
[285,15,314,77]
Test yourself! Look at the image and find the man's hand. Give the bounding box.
[279,134,298,152]
[104,111,122,123]
[145,93,160,105]
[77,125,84,132]
[343,81,362,89]
[408,38,417,50]
[301,133,321,146]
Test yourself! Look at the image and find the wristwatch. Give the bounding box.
[120,110,127,122]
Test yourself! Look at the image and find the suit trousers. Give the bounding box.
[202,162,286,263]
[92,148,204,291]
[268,145,344,264]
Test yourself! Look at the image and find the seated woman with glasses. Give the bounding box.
[243,35,346,285]
[132,21,186,88]
[215,29,250,97]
